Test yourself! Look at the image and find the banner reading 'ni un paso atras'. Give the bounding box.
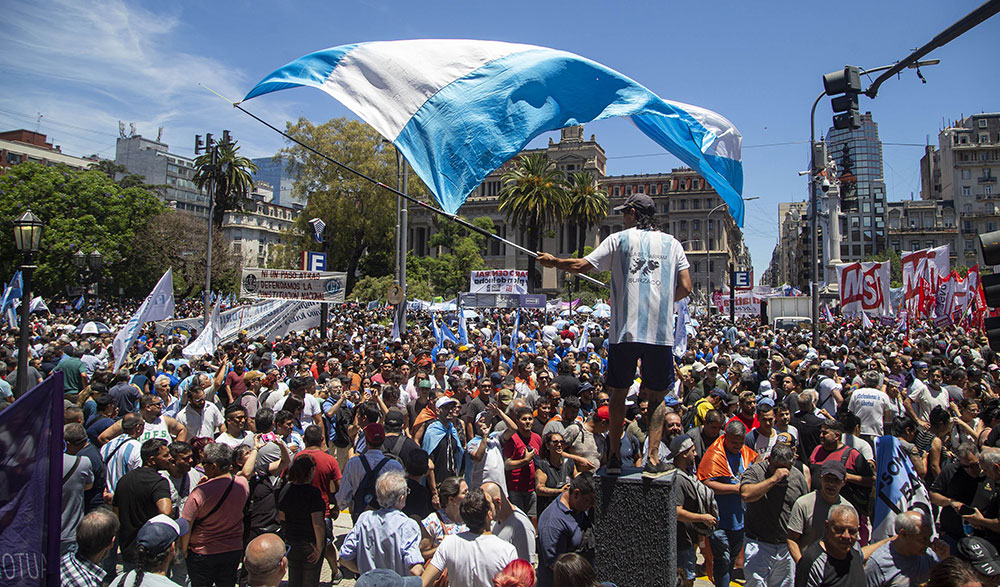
[157,299,322,343]
[469,269,527,294]
[241,268,347,303]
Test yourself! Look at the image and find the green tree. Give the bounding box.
[498,153,569,291]
[566,171,608,294]
[194,136,258,228]
[0,162,166,297]
[419,216,495,298]
[279,117,430,293]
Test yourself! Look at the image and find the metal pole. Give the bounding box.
[729,261,736,323]
[401,157,408,295]
[16,262,34,398]
[203,144,217,329]
[810,91,824,347]
[706,202,727,315]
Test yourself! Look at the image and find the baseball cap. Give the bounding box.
[705,362,719,371]
[669,434,695,457]
[578,382,595,395]
[692,363,706,373]
[820,460,847,480]
[356,568,423,587]
[820,359,837,370]
[496,388,514,403]
[595,405,610,421]
[710,388,728,399]
[912,360,929,369]
[664,395,681,407]
[756,397,775,411]
[384,409,405,431]
[724,393,739,406]
[435,396,458,410]
[490,372,503,387]
[364,423,386,445]
[958,536,1000,577]
[613,193,655,214]
[418,379,432,389]
[136,514,190,554]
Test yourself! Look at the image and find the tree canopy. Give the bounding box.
[0,162,167,297]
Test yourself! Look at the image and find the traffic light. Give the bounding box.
[823,66,862,130]
[979,230,1000,350]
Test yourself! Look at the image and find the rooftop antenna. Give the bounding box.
[35,113,43,133]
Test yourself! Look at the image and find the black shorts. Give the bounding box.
[605,343,674,392]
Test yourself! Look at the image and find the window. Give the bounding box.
[662,203,670,213]
[982,151,990,161]
[891,240,900,252]
[637,184,644,194]
[963,186,972,196]
[910,241,920,249]
[852,245,861,256]
[692,199,701,210]
[679,220,687,231]
[678,199,687,210]
[861,202,871,213]
[966,239,975,251]
[925,241,935,249]
[987,185,994,196]
[693,261,700,273]
[625,186,632,196]
[980,134,990,144]
[841,244,849,257]
[693,220,700,231]
[989,222,997,232]
[962,169,972,180]
[613,186,620,196]
[980,119,989,129]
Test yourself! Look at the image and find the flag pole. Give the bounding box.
[200,84,608,290]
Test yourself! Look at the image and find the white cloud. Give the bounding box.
[0,0,293,159]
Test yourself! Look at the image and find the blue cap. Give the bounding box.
[664,396,681,407]
[136,514,189,554]
[913,361,929,369]
[756,397,775,411]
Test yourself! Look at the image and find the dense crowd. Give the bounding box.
[4,296,1000,587]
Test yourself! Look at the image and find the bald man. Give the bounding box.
[482,481,536,564]
[244,533,287,587]
[864,510,948,587]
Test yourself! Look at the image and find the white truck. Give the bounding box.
[766,296,813,331]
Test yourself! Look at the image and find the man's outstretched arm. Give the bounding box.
[536,253,594,274]
[676,268,692,301]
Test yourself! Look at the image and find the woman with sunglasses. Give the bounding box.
[534,431,575,515]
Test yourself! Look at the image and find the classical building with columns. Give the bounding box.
[406,125,750,297]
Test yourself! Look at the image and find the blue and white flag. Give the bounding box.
[74,295,85,311]
[29,297,49,314]
[457,304,469,345]
[309,218,326,243]
[493,317,503,348]
[182,296,222,360]
[112,269,175,372]
[576,322,589,353]
[673,299,690,358]
[431,314,445,357]
[872,435,932,541]
[367,299,380,310]
[390,296,405,342]
[510,310,521,348]
[0,271,23,315]
[244,40,745,225]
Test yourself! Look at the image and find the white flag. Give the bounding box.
[182,295,222,359]
[112,269,175,372]
[673,299,690,358]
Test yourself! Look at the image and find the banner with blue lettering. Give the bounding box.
[0,372,64,586]
[872,435,932,541]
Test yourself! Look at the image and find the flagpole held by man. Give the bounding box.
[537,193,691,476]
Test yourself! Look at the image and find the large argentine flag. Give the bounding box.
[243,40,745,225]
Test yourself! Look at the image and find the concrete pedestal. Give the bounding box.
[593,469,678,587]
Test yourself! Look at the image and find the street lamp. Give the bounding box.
[706,197,758,319]
[13,209,43,398]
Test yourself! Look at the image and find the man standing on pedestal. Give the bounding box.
[538,193,692,476]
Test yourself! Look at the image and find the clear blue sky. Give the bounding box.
[2,0,997,278]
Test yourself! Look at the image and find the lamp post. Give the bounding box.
[13,209,43,398]
[88,249,102,308]
[707,197,757,319]
[71,248,103,309]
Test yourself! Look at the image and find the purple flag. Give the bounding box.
[0,372,64,586]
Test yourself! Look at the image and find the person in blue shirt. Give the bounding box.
[537,472,595,587]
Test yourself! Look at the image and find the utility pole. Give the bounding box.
[195,130,229,329]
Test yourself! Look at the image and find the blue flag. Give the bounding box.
[431,314,445,357]
[493,317,502,348]
[457,304,469,345]
[0,372,65,586]
[74,295,85,311]
[510,310,521,348]
[0,271,23,315]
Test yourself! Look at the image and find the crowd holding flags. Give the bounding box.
[111,269,175,372]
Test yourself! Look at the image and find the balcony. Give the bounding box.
[979,176,998,184]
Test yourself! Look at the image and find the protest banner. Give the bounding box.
[0,372,64,586]
[902,245,949,316]
[712,289,760,316]
[167,299,323,356]
[469,269,528,294]
[240,268,347,303]
[838,261,891,317]
[872,435,932,541]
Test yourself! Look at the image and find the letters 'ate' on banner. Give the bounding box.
[837,261,891,317]
[469,270,528,294]
[0,373,64,586]
[241,268,347,303]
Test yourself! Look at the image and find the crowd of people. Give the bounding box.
[3,292,999,587]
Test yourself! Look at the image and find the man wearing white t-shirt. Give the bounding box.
[275,375,323,432]
[847,371,893,439]
[175,387,223,439]
[538,193,692,476]
[467,403,515,494]
[816,360,843,416]
[421,488,516,587]
[907,363,949,428]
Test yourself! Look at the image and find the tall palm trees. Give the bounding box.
[567,171,608,258]
[193,137,258,228]
[498,153,570,291]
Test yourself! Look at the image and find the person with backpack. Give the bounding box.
[295,425,343,583]
[672,434,718,587]
[336,422,404,523]
[807,419,875,546]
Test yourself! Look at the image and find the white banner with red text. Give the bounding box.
[838,261,891,317]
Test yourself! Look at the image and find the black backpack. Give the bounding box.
[351,456,391,523]
[331,405,354,449]
[244,466,282,536]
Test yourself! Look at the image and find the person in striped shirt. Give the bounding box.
[100,412,145,494]
[538,192,692,477]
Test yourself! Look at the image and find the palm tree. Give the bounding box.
[567,171,609,258]
[193,137,258,228]
[498,153,569,291]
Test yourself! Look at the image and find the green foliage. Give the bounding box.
[567,171,608,257]
[499,153,570,290]
[279,117,431,294]
[193,137,258,228]
[0,162,167,297]
[413,216,495,298]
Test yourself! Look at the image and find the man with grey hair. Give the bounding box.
[847,371,893,441]
[59,509,119,587]
[339,470,423,577]
[864,510,948,586]
[180,441,250,587]
[795,504,864,586]
[738,442,808,587]
[955,447,1000,543]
